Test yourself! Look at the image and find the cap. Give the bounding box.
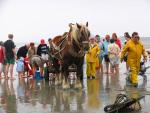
[89,36,95,40]
[40,39,45,44]
[48,38,52,41]
[30,42,34,46]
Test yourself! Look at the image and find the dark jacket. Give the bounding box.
[4,39,16,59]
[17,45,28,59]
[37,44,48,56]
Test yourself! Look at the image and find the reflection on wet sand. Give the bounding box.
[0,78,85,113]
[0,67,149,113]
[86,79,101,109]
[0,80,17,113]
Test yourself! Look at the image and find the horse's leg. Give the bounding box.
[76,57,84,80]
[77,65,83,80]
[62,72,69,89]
[54,73,59,85]
[62,68,70,89]
[52,58,60,85]
[55,72,62,85]
[75,58,84,88]
[74,66,82,89]
[62,62,70,89]
[56,72,61,85]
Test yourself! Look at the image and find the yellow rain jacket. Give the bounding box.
[86,43,100,77]
[86,43,100,63]
[121,39,147,84]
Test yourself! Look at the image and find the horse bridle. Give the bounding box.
[50,34,69,60]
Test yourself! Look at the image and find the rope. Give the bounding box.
[51,34,68,60]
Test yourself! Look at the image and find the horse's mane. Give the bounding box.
[70,24,78,41]
[70,24,89,44]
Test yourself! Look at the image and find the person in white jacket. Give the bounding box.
[108,39,120,74]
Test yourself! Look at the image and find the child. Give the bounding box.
[0,41,5,79]
[16,57,24,79]
[24,57,33,77]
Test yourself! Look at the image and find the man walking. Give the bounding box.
[121,32,147,87]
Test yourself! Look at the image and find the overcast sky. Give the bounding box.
[0,0,150,43]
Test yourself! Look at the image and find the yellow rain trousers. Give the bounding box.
[121,39,147,84]
[86,43,100,77]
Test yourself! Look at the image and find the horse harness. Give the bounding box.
[50,33,69,61]
[50,33,85,61]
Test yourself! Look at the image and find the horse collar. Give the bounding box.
[52,42,60,51]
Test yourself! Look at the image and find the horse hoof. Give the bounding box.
[75,83,82,89]
[55,80,59,85]
[62,84,70,89]
[49,81,55,86]
[58,81,62,85]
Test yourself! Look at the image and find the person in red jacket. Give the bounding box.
[0,41,5,78]
[112,33,122,49]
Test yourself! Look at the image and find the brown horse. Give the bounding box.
[49,22,90,88]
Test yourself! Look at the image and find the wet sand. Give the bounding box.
[0,61,150,113]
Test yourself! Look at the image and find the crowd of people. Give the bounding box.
[85,32,148,87]
[0,32,148,87]
[0,34,52,80]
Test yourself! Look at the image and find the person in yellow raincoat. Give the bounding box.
[86,36,100,79]
[121,32,147,87]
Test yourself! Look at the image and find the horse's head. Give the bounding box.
[69,22,90,51]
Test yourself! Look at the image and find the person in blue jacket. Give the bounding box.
[16,57,24,79]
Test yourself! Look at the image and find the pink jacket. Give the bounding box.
[115,39,121,49]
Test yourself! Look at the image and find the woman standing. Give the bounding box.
[123,32,131,73]
[95,35,104,74]
[108,39,120,74]
[112,33,122,49]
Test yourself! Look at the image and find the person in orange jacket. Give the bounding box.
[86,36,100,79]
[121,32,147,87]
